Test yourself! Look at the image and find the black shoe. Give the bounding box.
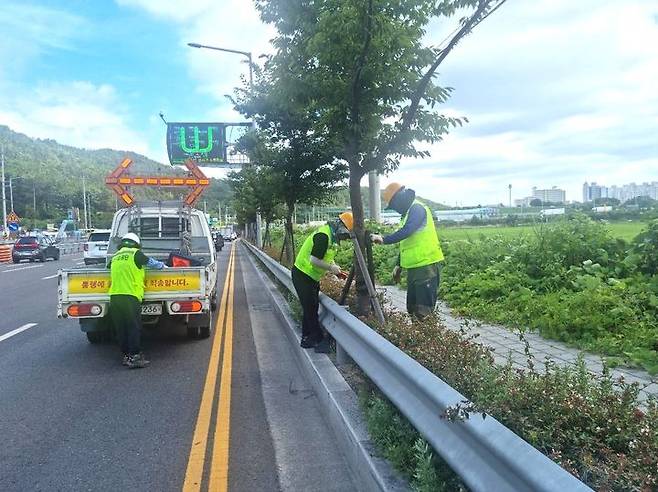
[314,338,331,354]
[122,354,130,366]
[126,353,150,369]
[300,336,319,349]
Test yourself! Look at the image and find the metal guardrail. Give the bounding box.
[243,241,592,492]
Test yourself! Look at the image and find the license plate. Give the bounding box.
[141,304,162,315]
[98,246,107,251]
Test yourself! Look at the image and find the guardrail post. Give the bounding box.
[335,341,353,366]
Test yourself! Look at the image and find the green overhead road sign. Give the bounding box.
[166,122,251,167]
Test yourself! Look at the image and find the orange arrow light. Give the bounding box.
[105,158,210,206]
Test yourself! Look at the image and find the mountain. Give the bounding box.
[0,126,232,228]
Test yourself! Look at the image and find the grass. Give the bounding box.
[437,220,648,243]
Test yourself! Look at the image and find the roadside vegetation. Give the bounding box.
[268,216,658,373]
[275,262,658,491]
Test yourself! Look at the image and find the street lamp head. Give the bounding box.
[187,42,202,48]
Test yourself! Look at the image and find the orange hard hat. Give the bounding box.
[382,182,404,206]
[339,211,354,231]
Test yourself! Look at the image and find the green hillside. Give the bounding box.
[0,126,231,229]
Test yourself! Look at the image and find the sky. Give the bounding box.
[0,0,656,206]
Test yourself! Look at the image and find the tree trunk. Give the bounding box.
[348,163,370,315]
[264,220,271,247]
[284,204,295,267]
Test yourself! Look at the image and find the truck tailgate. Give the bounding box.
[59,268,207,302]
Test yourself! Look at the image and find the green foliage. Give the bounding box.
[440,216,658,373]
[370,311,658,491]
[362,392,465,491]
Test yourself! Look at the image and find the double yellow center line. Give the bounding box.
[183,243,236,492]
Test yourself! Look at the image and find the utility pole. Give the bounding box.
[508,184,512,208]
[87,193,92,229]
[1,145,7,236]
[369,171,381,222]
[32,183,36,229]
[9,177,14,212]
[82,175,88,230]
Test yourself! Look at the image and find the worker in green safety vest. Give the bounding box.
[108,232,166,369]
[371,183,444,318]
[292,212,353,353]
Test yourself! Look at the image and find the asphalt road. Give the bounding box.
[0,242,355,491]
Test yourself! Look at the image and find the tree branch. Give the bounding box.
[368,0,499,170]
[347,0,374,175]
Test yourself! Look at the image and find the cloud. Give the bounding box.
[390,0,658,205]
[0,81,153,156]
[116,0,275,122]
[0,2,85,72]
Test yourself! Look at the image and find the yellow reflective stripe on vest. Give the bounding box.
[399,201,444,269]
[294,224,337,282]
[109,247,146,300]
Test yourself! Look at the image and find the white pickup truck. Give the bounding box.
[57,201,218,343]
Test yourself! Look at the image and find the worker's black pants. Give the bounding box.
[110,294,142,355]
[406,264,441,319]
[291,267,324,342]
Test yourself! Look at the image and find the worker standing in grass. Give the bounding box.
[371,183,444,318]
[292,212,353,353]
[108,232,166,369]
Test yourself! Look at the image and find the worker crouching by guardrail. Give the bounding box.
[371,183,444,319]
[292,212,353,353]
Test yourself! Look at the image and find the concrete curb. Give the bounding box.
[243,244,409,492]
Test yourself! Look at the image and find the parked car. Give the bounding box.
[83,229,111,265]
[12,236,60,263]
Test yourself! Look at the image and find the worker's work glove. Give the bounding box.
[392,265,402,284]
[329,264,342,276]
[370,233,384,244]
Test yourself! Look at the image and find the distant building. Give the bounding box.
[582,182,609,202]
[583,181,658,203]
[531,186,566,204]
[515,197,534,207]
[434,207,498,222]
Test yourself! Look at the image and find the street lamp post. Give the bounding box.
[187,42,253,91]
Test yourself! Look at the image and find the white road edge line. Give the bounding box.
[42,274,59,280]
[0,323,38,343]
[2,265,45,273]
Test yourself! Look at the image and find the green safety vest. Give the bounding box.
[109,247,145,301]
[294,224,337,282]
[399,201,444,269]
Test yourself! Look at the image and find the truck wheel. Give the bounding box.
[198,326,211,338]
[187,326,201,339]
[86,331,104,344]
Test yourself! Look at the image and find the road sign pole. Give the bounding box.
[82,175,88,230]
[9,177,14,212]
[1,145,7,236]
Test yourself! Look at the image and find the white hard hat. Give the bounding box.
[121,232,141,246]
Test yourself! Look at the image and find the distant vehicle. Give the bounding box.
[83,229,111,265]
[12,236,60,263]
[213,232,224,251]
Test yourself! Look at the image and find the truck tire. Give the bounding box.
[187,312,212,339]
[86,331,104,344]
